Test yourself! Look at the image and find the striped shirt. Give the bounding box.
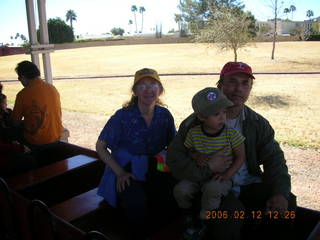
[184,125,245,156]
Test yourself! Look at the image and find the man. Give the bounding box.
[167,62,296,239]
[11,61,64,151]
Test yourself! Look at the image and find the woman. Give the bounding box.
[96,68,177,239]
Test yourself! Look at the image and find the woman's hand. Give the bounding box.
[116,171,136,192]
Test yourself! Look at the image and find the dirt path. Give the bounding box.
[62,110,320,211]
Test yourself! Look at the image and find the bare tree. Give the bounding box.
[266,0,283,60]
[195,8,256,62]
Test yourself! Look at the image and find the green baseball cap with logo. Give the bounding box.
[192,87,234,116]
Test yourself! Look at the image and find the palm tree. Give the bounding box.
[283,8,290,19]
[289,5,296,20]
[66,9,77,29]
[139,6,146,33]
[131,5,138,33]
[306,10,314,20]
[128,20,133,34]
[174,14,183,32]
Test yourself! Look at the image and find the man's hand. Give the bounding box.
[191,151,210,167]
[207,147,232,174]
[266,194,288,217]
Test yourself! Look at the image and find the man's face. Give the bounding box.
[220,73,253,107]
[18,75,28,87]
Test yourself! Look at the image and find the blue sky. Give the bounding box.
[0,0,319,45]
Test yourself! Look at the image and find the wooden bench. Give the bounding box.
[50,187,132,239]
[30,199,110,240]
[1,177,110,240]
[32,141,99,167]
[51,187,106,222]
[7,154,98,190]
[6,154,104,206]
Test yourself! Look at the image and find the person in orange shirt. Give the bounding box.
[11,61,64,155]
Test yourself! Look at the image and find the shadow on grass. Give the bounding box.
[251,95,292,108]
[286,60,320,68]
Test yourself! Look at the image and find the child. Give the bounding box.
[0,82,12,125]
[173,87,246,239]
[0,82,33,177]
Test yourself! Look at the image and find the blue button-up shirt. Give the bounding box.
[97,104,176,207]
[99,104,176,156]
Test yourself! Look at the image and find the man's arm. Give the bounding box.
[11,92,24,126]
[219,143,246,180]
[257,118,291,199]
[250,115,292,212]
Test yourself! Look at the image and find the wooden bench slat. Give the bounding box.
[7,155,97,191]
[51,188,104,222]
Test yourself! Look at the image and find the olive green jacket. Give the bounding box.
[167,105,291,199]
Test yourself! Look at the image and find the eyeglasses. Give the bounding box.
[136,83,160,91]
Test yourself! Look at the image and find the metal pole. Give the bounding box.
[25,0,40,67]
[37,0,53,84]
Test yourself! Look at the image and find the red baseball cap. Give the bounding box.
[220,62,255,79]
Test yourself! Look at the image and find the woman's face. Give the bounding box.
[133,77,162,106]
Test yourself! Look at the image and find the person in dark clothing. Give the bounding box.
[167,62,296,240]
[0,82,34,177]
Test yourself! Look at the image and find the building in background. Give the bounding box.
[0,46,25,56]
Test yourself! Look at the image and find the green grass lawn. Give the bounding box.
[4,73,320,149]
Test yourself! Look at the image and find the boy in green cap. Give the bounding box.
[174,87,246,239]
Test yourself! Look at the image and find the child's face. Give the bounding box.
[200,108,227,132]
[1,98,7,111]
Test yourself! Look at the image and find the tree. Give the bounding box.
[66,9,77,29]
[265,0,284,60]
[128,20,133,33]
[47,18,74,43]
[111,27,125,36]
[290,5,296,20]
[174,13,185,36]
[290,25,309,40]
[283,8,290,19]
[306,10,314,20]
[131,5,138,33]
[139,6,146,33]
[195,8,256,62]
[258,23,272,36]
[177,0,244,34]
[174,14,183,32]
